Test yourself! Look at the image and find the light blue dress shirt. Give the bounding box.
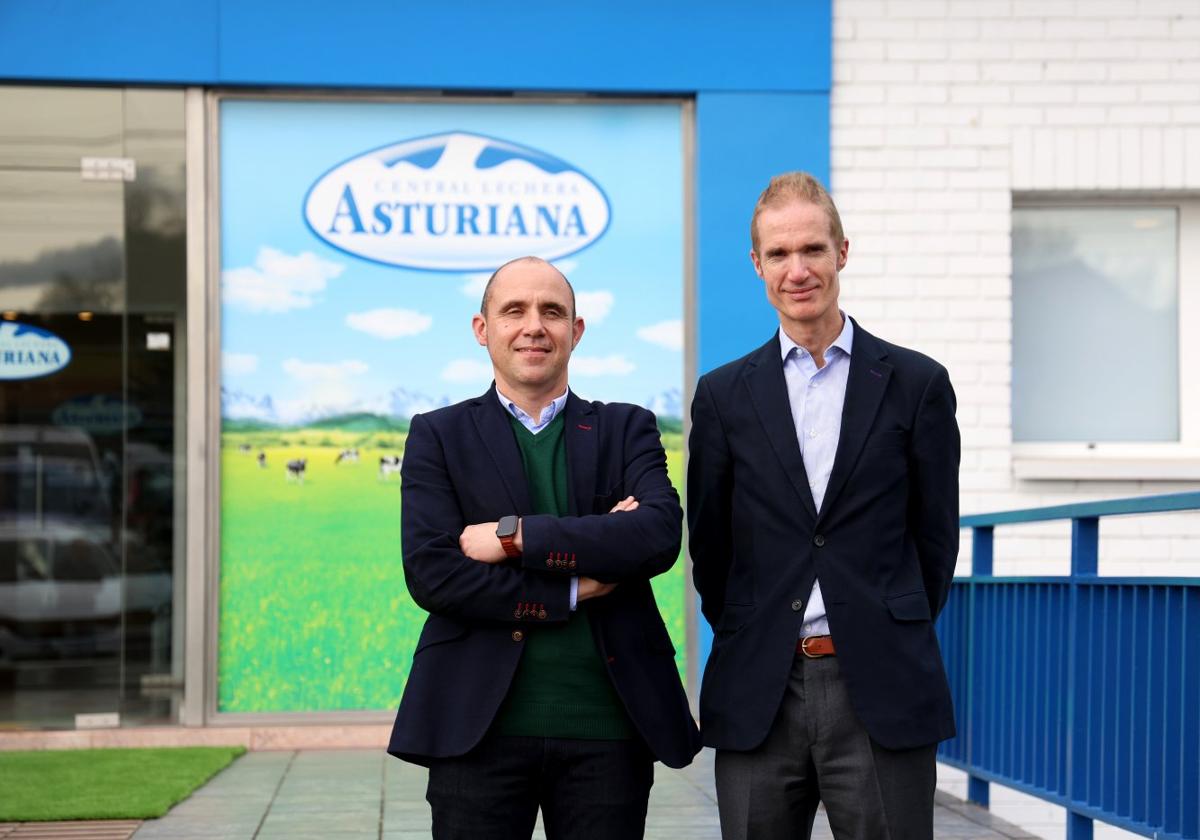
[779,315,854,637]
[496,387,578,609]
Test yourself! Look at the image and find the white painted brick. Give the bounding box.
[979,320,1013,341]
[1109,62,1171,81]
[1184,128,1200,186]
[980,105,1045,126]
[1107,17,1172,37]
[979,149,1010,168]
[917,63,981,83]
[886,212,949,233]
[1162,128,1186,186]
[921,276,981,297]
[884,126,950,146]
[833,85,887,105]
[1076,84,1139,104]
[887,41,950,61]
[833,15,855,40]
[915,190,980,210]
[1012,84,1075,104]
[1095,131,1121,189]
[1044,62,1110,82]
[856,105,918,126]
[1109,105,1172,124]
[887,255,949,275]
[1044,19,1109,39]
[1011,40,1077,60]
[1140,83,1200,102]
[833,127,886,147]
[977,233,1012,255]
[1169,60,1200,81]
[1119,126,1142,187]
[1173,18,1200,38]
[841,212,887,233]
[1142,127,1165,188]
[1137,39,1200,60]
[835,40,888,61]
[982,62,1046,83]
[981,18,1046,39]
[1073,0,1141,15]
[948,126,1013,147]
[1074,39,1141,60]
[916,19,980,39]
[884,299,949,320]
[917,105,983,126]
[1054,130,1077,189]
[915,147,981,168]
[1045,106,1107,126]
[948,41,1012,60]
[945,211,1010,233]
[950,85,1013,105]
[849,148,919,167]
[947,169,1012,189]
[831,106,855,127]
[855,62,918,82]
[948,254,1012,276]
[1010,0,1077,16]
[946,1,1012,18]
[1170,105,1200,123]
[889,84,949,104]
[856,18,918,39]
[889,0,951,18]
[1074,128,1099,187]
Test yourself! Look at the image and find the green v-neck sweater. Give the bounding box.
[491,412,634,740]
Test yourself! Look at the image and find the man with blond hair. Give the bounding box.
[688,173,960,840]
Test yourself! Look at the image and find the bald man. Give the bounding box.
[389,257,700,840]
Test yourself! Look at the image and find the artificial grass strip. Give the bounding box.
[0,746,246,821]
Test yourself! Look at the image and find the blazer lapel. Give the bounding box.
[819,322,892,521]
[563,391,597,516]
[469,385,532,514]
[742,335,819,521]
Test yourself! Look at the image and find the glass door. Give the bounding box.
[0,86,186,728]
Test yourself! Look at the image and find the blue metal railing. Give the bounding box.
[937,492,1200,840]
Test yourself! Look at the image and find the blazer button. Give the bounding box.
[813,534,826,547]
[512,630,524,642]
[791,599,803,612]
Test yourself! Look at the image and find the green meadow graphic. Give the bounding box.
[217,420,685,713]
[218,99,686,713]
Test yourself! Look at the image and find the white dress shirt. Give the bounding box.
[779,315,854,637]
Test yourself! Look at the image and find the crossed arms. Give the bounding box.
[401,408,683,626]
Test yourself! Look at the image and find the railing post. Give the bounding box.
[967,525,993,807]
[1070,516,1098,577]
[1066,517,1098,840]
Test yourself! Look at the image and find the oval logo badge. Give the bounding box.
[303,132,611,272]
[0,322,72,380]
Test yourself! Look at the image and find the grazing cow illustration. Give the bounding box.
[378,455,402,481]
[286,458,307,483]
[257,452,267,468]
[335,448,359,465]
[238,444,252,454]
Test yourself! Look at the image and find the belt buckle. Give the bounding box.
[800,635,823,659]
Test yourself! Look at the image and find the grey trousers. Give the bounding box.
[714,655,937,840]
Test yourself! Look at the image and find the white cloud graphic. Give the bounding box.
[461,273,490,300]
[222,247,344,313]
[222,352,259,376]
[636,319,684,351]
[576,290,614,324]
[441,358,494,383]
[572,354,635,376]
[282,358,369,381]
[345,308,432,339]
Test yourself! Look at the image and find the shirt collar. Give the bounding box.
[779,313,854,363]
[496,387,569,428]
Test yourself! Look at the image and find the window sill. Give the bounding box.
[1013,448,1200,481]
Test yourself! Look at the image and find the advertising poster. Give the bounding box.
[217,99,686,712]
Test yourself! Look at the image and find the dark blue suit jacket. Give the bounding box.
[389,386,700,768]
[688,320,960,751]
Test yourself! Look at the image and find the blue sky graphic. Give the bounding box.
[219,100,685,423]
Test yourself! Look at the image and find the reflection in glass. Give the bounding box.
[0,86,186,729]
[1012,206,1179,442]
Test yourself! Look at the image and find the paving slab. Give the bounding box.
[125,748,1037,839]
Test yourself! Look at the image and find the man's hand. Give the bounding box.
[609,495,639,513]
[577,576,617,601]
[459,522,508,564]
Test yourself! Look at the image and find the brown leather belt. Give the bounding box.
[797,635,836,658]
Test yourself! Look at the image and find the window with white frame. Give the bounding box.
[1011,199,1200,478]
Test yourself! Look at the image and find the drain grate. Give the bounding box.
[0,821,141,839]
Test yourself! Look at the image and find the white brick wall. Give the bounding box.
[832,0,1200,580]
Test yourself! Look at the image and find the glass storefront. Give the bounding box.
[0,86,187,728]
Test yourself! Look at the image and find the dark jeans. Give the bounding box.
[426,734,654,840]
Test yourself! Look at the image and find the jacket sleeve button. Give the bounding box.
[791,599,804,612]
[512,630,524,642]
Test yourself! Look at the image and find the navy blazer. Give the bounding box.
[688,320,960,751]
[389,386,700,769]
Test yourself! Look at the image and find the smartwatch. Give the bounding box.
[496,515,521,558]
